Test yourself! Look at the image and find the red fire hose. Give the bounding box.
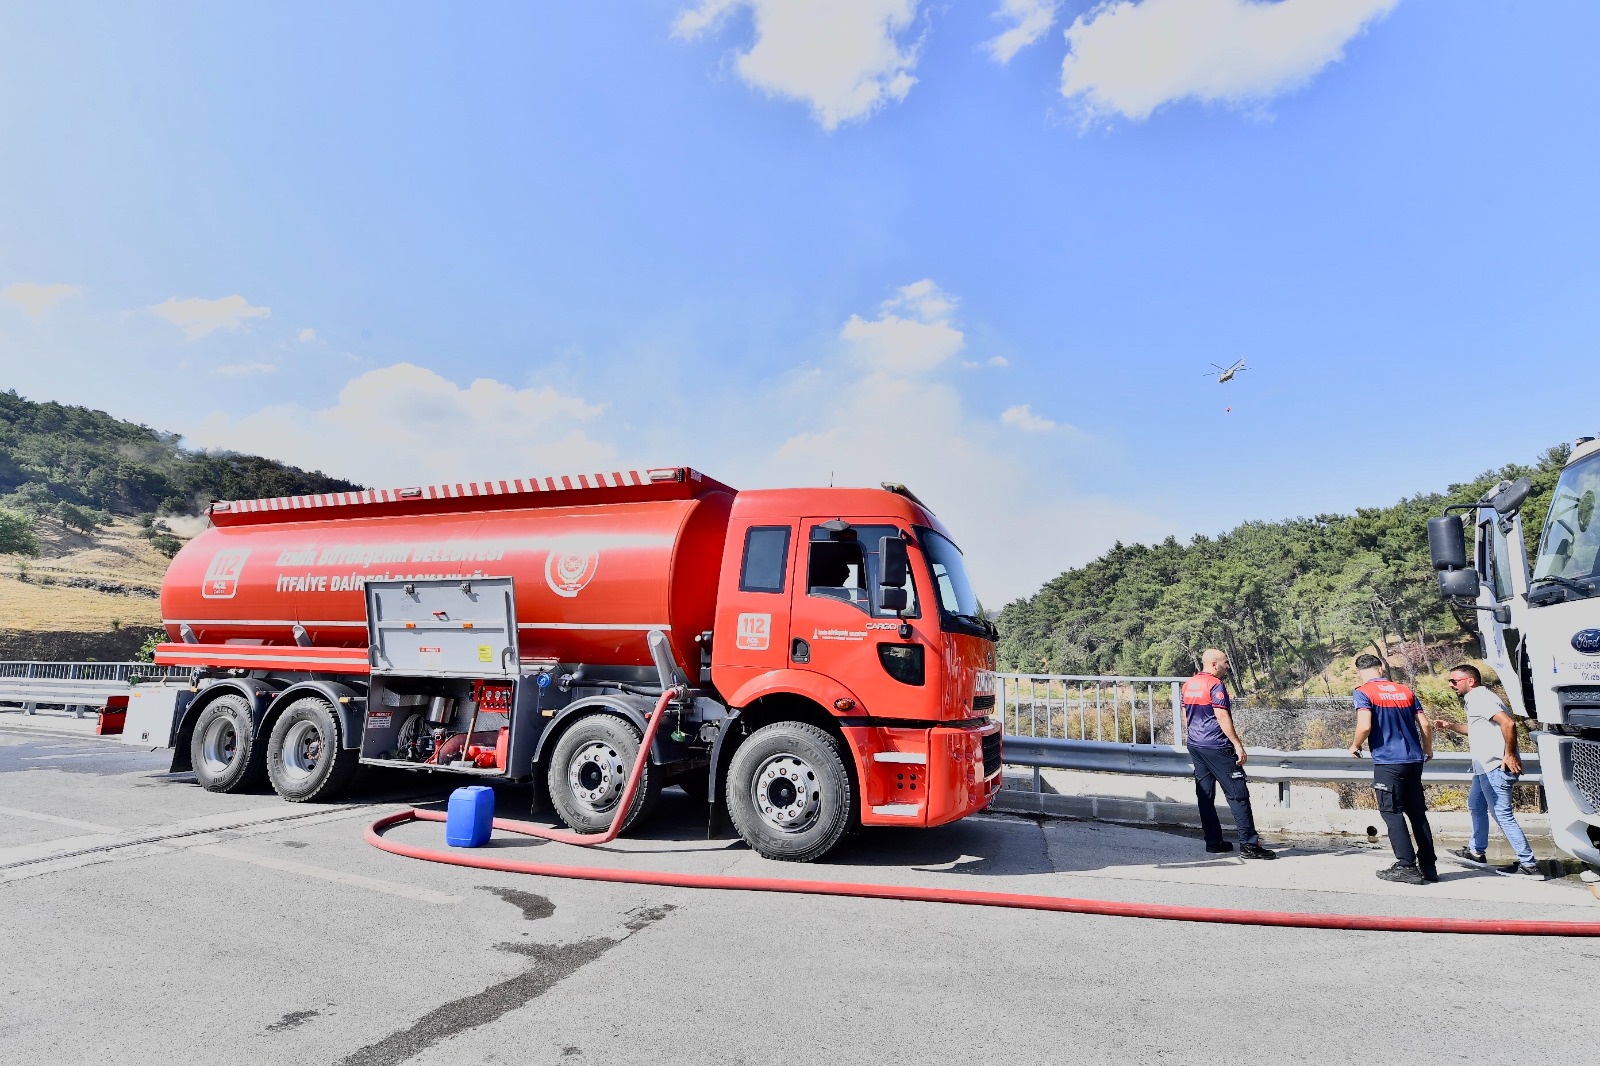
[368,690,1600,937]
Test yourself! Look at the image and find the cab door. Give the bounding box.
[1475,507,1528,717]
[711,521,797,695]
[789,519,925,716]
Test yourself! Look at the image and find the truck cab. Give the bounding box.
[710,487,1001,839]
[1429,437,1600,870]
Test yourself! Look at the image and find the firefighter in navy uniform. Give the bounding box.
[1183,649,1276,859]
[1349,653,1438,885]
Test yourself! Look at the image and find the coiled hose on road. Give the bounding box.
[368,690,1600,937]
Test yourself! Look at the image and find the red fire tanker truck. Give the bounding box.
[145,466,1001,861]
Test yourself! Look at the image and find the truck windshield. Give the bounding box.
[916,527,987,637]
[1532,451,1600,588]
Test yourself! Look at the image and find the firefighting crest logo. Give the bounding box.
[545,545,601,598]
[201,548,250,600]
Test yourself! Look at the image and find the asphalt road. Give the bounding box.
[3,713,1598,1066]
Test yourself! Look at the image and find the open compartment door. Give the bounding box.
[365,577,519,677]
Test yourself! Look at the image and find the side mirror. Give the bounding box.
[1427,515,1466,571]
[877,536,909,615]
[1490,476,1532,516]
[878,587,908,613]
[1438,568,1481,599]
[1492,605,1512,626]
[879,535,908,587]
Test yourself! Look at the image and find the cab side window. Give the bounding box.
[805,524,919,617]
[808,538,867,608]
[739,526,791,594]
[1479,518,1512,602]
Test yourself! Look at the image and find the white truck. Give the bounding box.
[1428,435,1600,871]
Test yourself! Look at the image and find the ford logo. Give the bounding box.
[1573,629,1600,654]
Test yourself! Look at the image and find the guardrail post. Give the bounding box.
[69,662,84,718]
[1279,781,1291,808]
[23,662,36,715]
[1170,681,1182,747]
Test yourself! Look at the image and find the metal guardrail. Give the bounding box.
[997,673,1185,745]
[0,661,189,717]
[994,673,1544,806]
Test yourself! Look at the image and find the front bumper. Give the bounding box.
[1536,731,1600,868]
[844,719,1003,828]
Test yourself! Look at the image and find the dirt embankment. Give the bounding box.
[0,514,182,660]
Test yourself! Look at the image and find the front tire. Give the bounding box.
[267,697,360,802]
[190,694,266,793]
[547,714,661,834]
[727,722,852,862]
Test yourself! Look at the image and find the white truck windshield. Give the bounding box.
[1532,451,1600,584]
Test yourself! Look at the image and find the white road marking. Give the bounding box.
[195,845,460,904]
[19,752,130,760]
[0,806,121,833]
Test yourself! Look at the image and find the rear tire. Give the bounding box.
[266,697,360,802]
[189,695,266,793]
[727,722,852,862]
[547,714,661,834]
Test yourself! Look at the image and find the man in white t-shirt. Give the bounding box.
[1433,664,1541,878]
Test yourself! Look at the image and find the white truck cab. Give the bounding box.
[1429,436,1600,871]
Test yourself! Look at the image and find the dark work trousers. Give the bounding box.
[1188,744,1260,847]
[1373,761,1436,872]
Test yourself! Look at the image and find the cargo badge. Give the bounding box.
[546,547,600,598]
[201,548,250,599]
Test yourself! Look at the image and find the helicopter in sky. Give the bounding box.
[1206,359,1248,383]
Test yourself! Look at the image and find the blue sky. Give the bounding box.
[2,1,1597,604]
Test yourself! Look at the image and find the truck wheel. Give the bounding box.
[547,714,661,834]
[267,697,360,802]
[190,694,266,793]
[727,722,852,862]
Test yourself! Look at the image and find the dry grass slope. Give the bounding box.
[0,514,178,632]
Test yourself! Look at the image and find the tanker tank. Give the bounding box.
[159,469,736,673]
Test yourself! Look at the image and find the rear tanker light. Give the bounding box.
[399,487,422,497]
[647,468,684,483]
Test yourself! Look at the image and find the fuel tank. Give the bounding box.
[160,469,735,672]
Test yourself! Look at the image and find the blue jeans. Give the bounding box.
[1469,768,1535,866]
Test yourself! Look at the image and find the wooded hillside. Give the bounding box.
[0,389,359,520]
[996,445,1571,696]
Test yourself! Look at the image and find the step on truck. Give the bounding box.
[136,466,1002,861]
[1428,437,1600,871]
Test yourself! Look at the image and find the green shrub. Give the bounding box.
[0,509,38,555]
[149,533,183,557]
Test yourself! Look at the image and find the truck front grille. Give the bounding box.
[972,693,995,712]
[1571,738,1600,815]
[982,730,1002,779]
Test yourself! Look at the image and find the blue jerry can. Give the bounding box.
[446,785,495,848]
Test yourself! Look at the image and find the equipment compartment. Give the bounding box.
[365,576,518,677]
[360,675,513,776]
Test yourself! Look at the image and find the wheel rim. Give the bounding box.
[567,740,627,814]
[200,715,239,775]
[749,752,822,835]
[279,720,323,784]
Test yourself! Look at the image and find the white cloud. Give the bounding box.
[2,282,82,318]
[149,295,272,340]
[987,0,1058,63]
[298,328,318,343]
[1001,403,1055,431]
[674,0,922,130]
[988,355,1009,367]
[747,281,1150,602]
[837,278,964,375]
[1060,0,1397,121]
[185,363,611,488]
[213,362,277,377]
